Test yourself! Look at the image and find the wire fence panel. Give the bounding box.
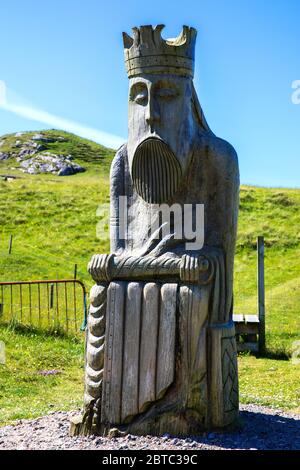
[0,279,87,336]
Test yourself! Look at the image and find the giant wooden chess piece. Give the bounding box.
[71,24,240,436]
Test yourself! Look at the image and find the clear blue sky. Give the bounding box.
[0,0,299,187]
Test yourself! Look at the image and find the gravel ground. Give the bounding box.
[0,404,299,450]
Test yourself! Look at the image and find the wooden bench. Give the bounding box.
[233,237,266,355]
[233,314,261,353]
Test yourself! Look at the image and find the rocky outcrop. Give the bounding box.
[19,153,85,175]
[31,133,58,143]
[0,133,85,176]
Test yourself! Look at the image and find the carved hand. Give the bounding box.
[179,254,210,283]
[88,253,112,282]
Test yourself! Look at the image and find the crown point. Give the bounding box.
[189,26,197,42]
[153,24,165,34]
[131,27,140,46]
[139,25,155,45]
[122,32,133,49]
[153,24,165,45]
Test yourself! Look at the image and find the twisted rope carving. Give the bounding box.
[88,253,214,285]
[82,282,108,433]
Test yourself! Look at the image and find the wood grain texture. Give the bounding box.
[139,283,159,412]
[102,281,126,424]
[156,283,177,399]
[209,322,239,428]
[121,282,143,423]
[257,236,266,353]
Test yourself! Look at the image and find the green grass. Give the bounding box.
[0,130,112,286]
[0,129,299,423]
[0,174,109,283]
[238,353,300,412]
[0,323,84,425]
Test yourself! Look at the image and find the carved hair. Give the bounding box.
[191,82,213,133]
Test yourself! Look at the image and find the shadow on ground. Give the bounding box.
[194,408,300,450]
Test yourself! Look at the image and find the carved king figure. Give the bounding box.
[71,24,240,436]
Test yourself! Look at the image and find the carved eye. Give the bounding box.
[130,84,148,105]
[155,87,179,100]
[134,90,148,104]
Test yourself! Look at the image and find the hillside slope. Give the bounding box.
[0,129,115,175]
[0,130,299,355]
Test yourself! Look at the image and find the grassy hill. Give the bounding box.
[0,128,115,172]
[0,129,299,423]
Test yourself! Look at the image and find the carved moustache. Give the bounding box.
[132,138,182,204]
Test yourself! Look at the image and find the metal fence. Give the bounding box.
[0,279,87,335]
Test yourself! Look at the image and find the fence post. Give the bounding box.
[8,235,13,255]
[257,236,266,354]
[74,264,77,280]
[50,283,54,309]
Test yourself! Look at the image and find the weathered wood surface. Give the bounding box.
[233,313,261,352]
[233,314,244,323]
[210,322,239,428]
[156,283,177,399]
[245,314,259,323]
[238,342,259,352]
[101,281,177,427]
[233,313,259,323]
[139,283,159,412]
[121,282,142,422]
[102,281,125,424]
[235,323,259,335]
[257,236,266,353]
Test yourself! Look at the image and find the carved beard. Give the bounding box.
[132,138,182,204]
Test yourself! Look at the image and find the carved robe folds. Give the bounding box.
[83,249,238,436]
[103,281,177,424]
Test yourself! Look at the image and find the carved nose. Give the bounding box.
[145,101,160,126]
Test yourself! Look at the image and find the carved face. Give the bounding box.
[127,74,197,203]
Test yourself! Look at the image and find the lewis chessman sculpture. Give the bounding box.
[71,24,240,436]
